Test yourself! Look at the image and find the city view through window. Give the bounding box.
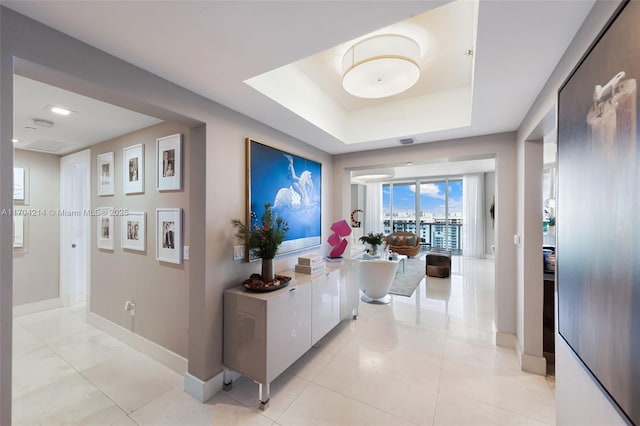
[383,179,463,253]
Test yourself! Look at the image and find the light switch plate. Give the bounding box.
[184,246,190,260]
[233,245,245,260]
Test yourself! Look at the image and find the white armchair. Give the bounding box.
[359,260,398,304]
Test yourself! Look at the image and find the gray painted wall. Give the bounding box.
[90,121,194,357]
[0,7,13,421]
[516,0,627,423]
[484,171,495,256]
[350,184,365,218]
[13,149,60,306]
[516,138,544,369]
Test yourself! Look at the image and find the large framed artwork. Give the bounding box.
[557,1,639,424]
[246,138,321,258]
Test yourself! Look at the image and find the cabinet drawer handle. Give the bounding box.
[289,287,296,293]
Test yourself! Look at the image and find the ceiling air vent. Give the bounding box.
[399,138,414,145]
[24,139,74,153]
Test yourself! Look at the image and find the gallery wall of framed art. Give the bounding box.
[87,122,197,357]
[90,128,186,262]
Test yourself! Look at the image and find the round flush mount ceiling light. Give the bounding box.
[351,168,395,182]
[342,34,421,99]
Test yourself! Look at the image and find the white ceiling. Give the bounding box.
[246,0,477,145]
[13,75,163,155]
[3,0,595,157]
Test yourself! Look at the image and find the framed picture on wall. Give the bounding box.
[246,138,321,258]
[13,214,24,248]
[557,1,639,424]
[156,134,182,191]
[97,152,115,196]
[156,208,182,264]
[13,167,25,202]
[97,207,114,250]
[123,144,144,194]
[121,211,146,251]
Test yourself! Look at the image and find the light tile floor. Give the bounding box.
[12,257,556,425]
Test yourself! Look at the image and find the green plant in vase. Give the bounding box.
[359,232,385,255]
[232,203,288,283]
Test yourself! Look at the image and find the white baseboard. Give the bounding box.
[183,369,226,403]
[520,352,547,375]
[13,297,62,317]
[87,312,187,375]
[514,338,547,376]
[495,331,516,349]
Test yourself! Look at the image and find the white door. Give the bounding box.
[60,149,90,307]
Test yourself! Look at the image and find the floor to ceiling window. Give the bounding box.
[383,179,463,254]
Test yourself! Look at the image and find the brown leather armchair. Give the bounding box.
[385,232,421,257]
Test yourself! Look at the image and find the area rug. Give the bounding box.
[388,257,426,297]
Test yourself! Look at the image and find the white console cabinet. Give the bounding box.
[340,260,360,319]
[223,260,358,409]
[311,269,341,345]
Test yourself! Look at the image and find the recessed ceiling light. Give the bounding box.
[12,138,19,143]
[50,106,71,116]
[406,162,413,166]
[45,105,75,116]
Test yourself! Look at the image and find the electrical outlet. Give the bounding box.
[233,245,245,260]
[124,300,135,316]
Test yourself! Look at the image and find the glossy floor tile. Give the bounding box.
[12,256,556,425]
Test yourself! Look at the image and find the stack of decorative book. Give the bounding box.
[295,254,325,274]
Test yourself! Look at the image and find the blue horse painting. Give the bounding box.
[248,139,321,254]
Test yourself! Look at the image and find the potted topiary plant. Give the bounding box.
[232,203,289,283]
[359,232,385,255]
